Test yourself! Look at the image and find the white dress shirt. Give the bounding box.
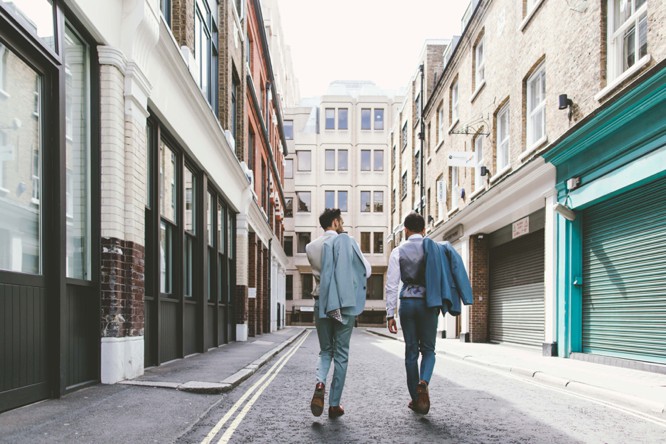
[385,234,423,317]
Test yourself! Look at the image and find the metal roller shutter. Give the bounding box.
[582,177,666,364]
[489,230,545,346]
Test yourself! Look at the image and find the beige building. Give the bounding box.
[284,81,399,326]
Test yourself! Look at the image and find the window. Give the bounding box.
[338,108,348,130]
[325,149,335,171]
[366,275,384,300]
[436,175,446,220]
[374,150,384,171]
[284,158,293,178]
[284,119,294,140]
[338,191,348,212]
[325,108,335,129]
[231,73,239,144]
[361,191,371,212]
[325,190,335,209]
[338,149,348,171]
[526,64,546,147]
[361,150,371,171]
[474,135,484,192]
[297,150,311,171]
[392,145,396,169]
[474,35,485,89]
[284,197,293,217]
[496,103,510,171]
[361,232,371,254]
[401,122,408,151]
[0,44,7,95]
[296,191,311,212]
[392,188,396,213]
[248,129,255,174]
[401,172,408,200]
[284,236,293,257]
[374,109,384,130]
[194,0,218,108]
[301,273,313,299]
[286,275,293,300]
[373,232,384,254]
[184,167,196,298]
[374,191,384,212]
[437,104,444,144]
[451,80,459,123]
[361,108,371,130]
[234,0,243,18]
[608,0,648,82]
[297,232,311,254]
[450,167,459,209]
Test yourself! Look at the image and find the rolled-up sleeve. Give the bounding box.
[385,247,401,317]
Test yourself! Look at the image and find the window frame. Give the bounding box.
[607,0,648,82]
[325,108,335,130]
[496,103,510,172]
[526,63,546,148]
[296,150,311,172]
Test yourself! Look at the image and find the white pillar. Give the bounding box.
[544,192,558,352]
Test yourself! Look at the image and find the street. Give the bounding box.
[181,330,666,443]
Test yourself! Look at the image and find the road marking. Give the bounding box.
[200,331,310,444]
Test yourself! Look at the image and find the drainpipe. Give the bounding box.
[419,64,425,214]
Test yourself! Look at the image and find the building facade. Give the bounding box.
[402,0,666,368]
[0,0,293,413]
[284,82,399,326]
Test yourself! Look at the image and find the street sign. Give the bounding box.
[447,151,473,167]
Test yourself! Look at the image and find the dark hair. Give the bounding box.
[319,208,341,230]
[404,212,425,233]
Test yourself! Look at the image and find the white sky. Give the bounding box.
[277,0,471,98]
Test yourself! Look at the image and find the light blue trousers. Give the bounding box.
[399,298,439,401]
[314,300,355,407]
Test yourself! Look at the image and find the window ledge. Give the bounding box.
[489,165,512,183]
[447,207,459,218]
[469,186,486,200]
[435,139,445,153]
[595,55,652,102]
[519,0,545,32]
[426,156,432,165]
[520,135,548,161]
[0,89,9,100]
[470,80,486,103]
[448,119,460,134]
[0,187,9,197]
[31,197,40,206]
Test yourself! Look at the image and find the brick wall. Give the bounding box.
[469,235,489,343]
[171,0,194,51]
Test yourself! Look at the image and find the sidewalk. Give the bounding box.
[366,328,666,417]
[0,327,307,444]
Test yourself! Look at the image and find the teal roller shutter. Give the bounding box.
[489,230,545,347]
[582,177,666,364]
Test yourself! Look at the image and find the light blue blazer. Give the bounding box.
[319,233,368,321]
[423,237,473,315]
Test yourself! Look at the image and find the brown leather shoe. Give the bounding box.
[415,380,430,414]
[328,405,345,419]
[310,382,325,417]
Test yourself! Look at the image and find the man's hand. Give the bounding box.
[387,318,398,334]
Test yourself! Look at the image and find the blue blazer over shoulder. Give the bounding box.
[423,237,473,315]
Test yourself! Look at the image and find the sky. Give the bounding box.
[277,0,471,99]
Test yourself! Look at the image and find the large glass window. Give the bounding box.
[64,26,91,279]
[437,104,444,144]
[338,108,348,130]
[284,158,293,179]
[373,150,384,171]
[325,190,335,209]
[297,150,311,171]
[360,191,371,212]
[0,44,42,274]
[1,0,55,52]
[451,80,459,123]
[338,149,348,171]
[160,141,177,295]
[284,119,293,140]
[297,232,310,254]
[474,135,484,192]
[360,232,370,254]
[338,191,348,212]
[374,191,384,212]
[526,64,546,147]
[373,232,383,254]
[361,108,371,130]
[373,109,384,130]
[496,103,510,171]
[450,166,459,209]
[366,274,384,300]
[301,273,313,299]
[361,150,371,171]
[325,108,335,129]
[194,0,218,108]
[325,149,335,171]
[608,0,648,81]
[284,236,293,257]
[296,191,311,212]
[284,197,293,217]
[474,36,485,88]
[286,274,293,300]
[184,167,195,298]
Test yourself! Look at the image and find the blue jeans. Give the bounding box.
[314,300,355,407]
[399,298,439,401]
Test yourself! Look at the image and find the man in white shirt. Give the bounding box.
[385,212,438,414]
[305,208,371,419]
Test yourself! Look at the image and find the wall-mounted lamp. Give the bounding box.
[428,215,435,225]
[480,166,490,177]
[553,202,576,221]
[460,187,466,200]
[558,94,573,121]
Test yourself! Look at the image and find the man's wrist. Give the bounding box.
[386,315,394,321]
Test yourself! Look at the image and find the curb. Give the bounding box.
[120,327,308,395]
[364,328,666,416]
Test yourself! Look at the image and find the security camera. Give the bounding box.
[553,203,576,221]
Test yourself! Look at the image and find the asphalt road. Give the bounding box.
[180,329,666,443]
